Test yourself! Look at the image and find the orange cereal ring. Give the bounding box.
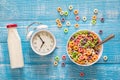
[57,7,62,12]
[84,56,88,60]
[69,41,74,47]
[74,10,79,15]
[74,23,79,28]
[92,15,97,20]
[57,23,62,28]
[80,61,85,64]
[86,51,92,56]
[92,54,98,61]
[73,46,79,51]
[93,34,98,39]
[68,48,72,54]
[56,18,61,23]
[88,60,93,63]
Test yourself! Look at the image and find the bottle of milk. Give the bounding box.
[7,24,24,69]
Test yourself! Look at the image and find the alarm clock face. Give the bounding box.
[30,30,56,55]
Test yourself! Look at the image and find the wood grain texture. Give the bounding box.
[0,0,120,80]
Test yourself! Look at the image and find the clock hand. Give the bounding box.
[38,35,45,43]
[40,42,44,49]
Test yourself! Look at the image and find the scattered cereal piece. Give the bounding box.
[80,72,85,77]
[94,9,98,14]
[57,7,62,12]
[55,56,60,61]
[56,18,61,23]
[66,21,71,26]
[74,10,79,15]
[54,61,58,66]
[92,15,97,20]
[60,11,64,16]
[64,28,68,33]
[64,11,68,16]
[99,30,103,34]
[75,16,80,21]
[62,55,66,60]
[61,62,65,67]
[69,5,73,11]
[57,23,62,28]
[100,17,104,23]
[91,20,96,25]
[103,56,108,61]
[82,16,87,22]
[74,23,79,28]
[61,18,65,23]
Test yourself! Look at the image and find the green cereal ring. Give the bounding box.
[55,56,60,61]
[73,57,78,61]
[72,52,77,58]
[64,11,68,16]
[94,39,98,44]
[87,41,91,44]
[90,43,95,47]
[91,20,96,25]
[64,28,68,33]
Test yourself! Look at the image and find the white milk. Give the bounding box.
[7,24,24,69]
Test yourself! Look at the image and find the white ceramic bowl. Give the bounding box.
[66,30,103,66]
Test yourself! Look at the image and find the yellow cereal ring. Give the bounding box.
[73,46,79,51]
[57,7,62,12]
[74,10,79,15]
[92,15,97,20]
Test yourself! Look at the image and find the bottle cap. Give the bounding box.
[6,24,17,28]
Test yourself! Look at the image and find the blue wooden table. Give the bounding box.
[0,0,120,80]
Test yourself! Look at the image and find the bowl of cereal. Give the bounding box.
[66,30,103,66]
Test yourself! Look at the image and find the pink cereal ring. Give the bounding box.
[79,55,84,60]
[88,37,93,41]
[75,39,80,43]
[75,16,80,21]
[78,48,83,53]
[74,42,78,46]
[77,36,82,39]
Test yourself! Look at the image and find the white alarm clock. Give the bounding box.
[26,22,56,56]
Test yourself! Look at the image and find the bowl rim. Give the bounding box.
[66,29,103,66]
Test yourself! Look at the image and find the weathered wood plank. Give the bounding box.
[0,64,120,80]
